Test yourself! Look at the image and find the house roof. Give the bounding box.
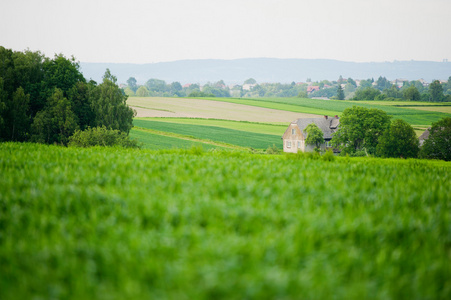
[294,116,339,139]
[419,128,430,141]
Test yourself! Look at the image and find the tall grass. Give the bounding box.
[1,142,450,299]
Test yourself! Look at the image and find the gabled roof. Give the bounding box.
[294,116,339,140]
[419,128,430,141]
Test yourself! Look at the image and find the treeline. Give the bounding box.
[124,75,451,101]
[0,47,136,145]
[349,76,451,102]
[328,106,450,161]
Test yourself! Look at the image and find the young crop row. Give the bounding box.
[133,119,283,150]
[1,142,450,299]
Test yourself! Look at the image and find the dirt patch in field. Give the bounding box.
[129,97,321,123]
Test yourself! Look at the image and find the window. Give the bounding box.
[291,129,295,135]
[298,141,301,148]
[287,141,291,148]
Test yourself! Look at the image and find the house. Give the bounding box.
[307,86,320,93]
[419,128,430,146]
[282,116,340,153]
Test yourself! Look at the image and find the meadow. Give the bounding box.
[1,142,450,299]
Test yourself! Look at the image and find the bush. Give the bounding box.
[68,126,140,148]
[266,144,280,154]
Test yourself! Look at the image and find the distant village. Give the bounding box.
[121,76,451,101]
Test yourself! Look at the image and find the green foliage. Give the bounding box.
[1,143,450,299]
[188,90,215,97]
[91,69,136,134]
[376,119,419,158]
[244,78,257,84]
[266,144,280,154]
[305,123,324,149]
[0,47,135,145]
[337,84,345,100]
[332,106,391,155]
[420,117,451,161]
[429,80,445,102]
[126,77,138,92]
[68,126,140,148]
[353,87,381,100]
[136,86,149,97]
[321,148,335,161]
[403,85,421,101]
[31,88,79,145]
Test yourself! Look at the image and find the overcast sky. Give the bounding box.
[1,0,450,64]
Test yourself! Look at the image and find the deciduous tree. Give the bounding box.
[420,117,451,161]
[305,123,324,151]
[331,106,391,155]
[376,119,419,158]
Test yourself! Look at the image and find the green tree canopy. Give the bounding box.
[305,123,324,150]
[376,119,419,158]
[331,106,391,155]
[244,78,256,84]
[126,77,138,92]
[420,117,451,161]
[429,80,445,102]
[337,85,345,100]
[353,87,381,100]
[136,86,149,97]
[403,85,421,101]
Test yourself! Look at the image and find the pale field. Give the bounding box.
[403,106,451,114]
[128,97,321,123]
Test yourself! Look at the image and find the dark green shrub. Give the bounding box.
[68,126,140,148]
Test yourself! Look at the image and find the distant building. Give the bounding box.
[307,86,320,93]
[243,83,257,91]
[282,116,340,153]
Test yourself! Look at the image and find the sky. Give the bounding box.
[1,0,450,64]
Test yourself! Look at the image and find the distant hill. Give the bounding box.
[80,58,451,85]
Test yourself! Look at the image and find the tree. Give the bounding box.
[353,87,381,100]
[403,85,421,101]
[7,87,30,141]
[305,123,324,151]
[376,119,419,158]
[420,117,451,161]
[91,69,136,134]
[244,78,256,84]
[375,76,391,91]
[126,77,138,92]
[31,88,79,145]
[67,81,96,131]
[337,85,345,100]
[429,80,444,102]
[146,78,166,93]
[331,106,391,155]
[136,86,149,97]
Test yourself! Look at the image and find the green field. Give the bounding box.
[133,119,283,150]
[203,97,451,126]
[1,142,450,299]
[130,128,230,150]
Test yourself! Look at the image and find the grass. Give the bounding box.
[1,142,450,299]
[133,119,284,150]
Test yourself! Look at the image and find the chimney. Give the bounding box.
[324,115,328,119]
[335,115,339,119]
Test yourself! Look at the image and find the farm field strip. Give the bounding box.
[135,117,288,136]
[128,97,319,122]
[130,128,234,150]
[1,143,450,299]
[133,119,283,149]
[200,97,451,126]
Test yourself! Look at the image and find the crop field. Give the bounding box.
[129,97,451,128]
[129,129,230,150]
[133,119,283,150]
[127,97,317,122]
[1,142,450,299]
[206,97,451,126]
